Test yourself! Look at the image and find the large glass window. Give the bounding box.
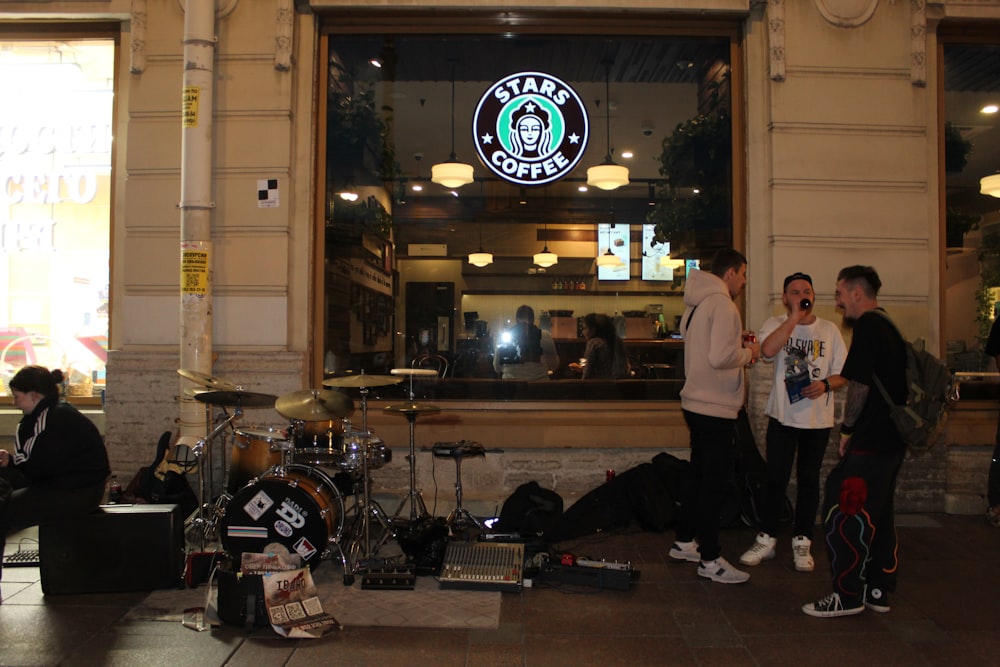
[322,25,737,400]
[0,36,114,400]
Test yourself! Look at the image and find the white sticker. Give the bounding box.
[243,490,274,520]
[274,519,293,537]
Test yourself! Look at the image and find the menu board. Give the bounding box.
[641,224,674,281]
[596,223,630,281]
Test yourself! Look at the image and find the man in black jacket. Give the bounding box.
[803,266,908,618]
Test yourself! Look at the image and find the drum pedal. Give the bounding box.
[361,565,416,590]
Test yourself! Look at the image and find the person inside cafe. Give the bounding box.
[568,313,630,379]
[493,304,559,381]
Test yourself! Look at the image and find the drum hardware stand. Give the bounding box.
[431,441,488,536]
[344,385,397,580]
[385,369,441,525]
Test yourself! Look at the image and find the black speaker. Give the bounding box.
[39,504,184,595]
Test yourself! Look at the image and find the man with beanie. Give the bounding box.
[669,248,760,584]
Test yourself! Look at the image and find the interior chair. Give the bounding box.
[412,353,449,378]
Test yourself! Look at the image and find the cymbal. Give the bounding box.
[177,369,237,390]
[383,402,441,415]
[322,373,403,388]
[275,389,354,421]
[193,389,277,408]
[390,368,439,377]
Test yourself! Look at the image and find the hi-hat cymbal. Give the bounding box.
[322,373,403,389]
[390,368,440,377]
[194,389,277,408]
[177,369,237,390]
[383,402,441,415]
[275,389,354,421]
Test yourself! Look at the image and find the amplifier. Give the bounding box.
[439,541,524,591]
[39,504,185,595]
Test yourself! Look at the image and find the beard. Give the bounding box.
[842,315,857,328]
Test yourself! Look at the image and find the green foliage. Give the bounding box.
[944,121,973,173]
[333,195,393,238]
[646,105,731,250]
[946,206,981,247]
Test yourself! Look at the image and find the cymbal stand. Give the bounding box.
[345,386,396,576]
[393,410,430,523]
[185,404,241,549]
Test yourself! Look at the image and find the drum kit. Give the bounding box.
[177,367,441,584]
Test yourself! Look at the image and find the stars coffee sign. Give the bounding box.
[473,71,590,187]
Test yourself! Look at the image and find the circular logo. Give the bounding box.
[273,519,293,538]
[473,71,589,187]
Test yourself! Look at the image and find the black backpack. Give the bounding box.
[495,481,564,538]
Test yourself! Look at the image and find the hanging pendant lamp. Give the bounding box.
[533,221,558,268]
[587,62,629,191]
[432,61,474,188]
[981,173,1000,198]
[596,223,624,267]
[468,221,493,267]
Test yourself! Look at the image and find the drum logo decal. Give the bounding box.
[243,490,274,520]
[274,519,294,537]
[294,536,318,561]
[473,71,589,187]
[276,498,308,529]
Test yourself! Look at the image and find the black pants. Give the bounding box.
[675,410,738,562]
[820,448,905,605]
[0,468,105,581]
[762,418,830,538]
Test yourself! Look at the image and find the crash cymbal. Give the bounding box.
[177,369,237,391]
[193,389,278,408]
[322,373,403,388]
[275,389,354,421]
[383,402,441,415]
[390,368,439,377]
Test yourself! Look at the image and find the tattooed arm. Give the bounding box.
[838,379,869,456]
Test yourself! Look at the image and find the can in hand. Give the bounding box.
[108,476,122,504]
[606,469,616,483]
[743,331,756,344]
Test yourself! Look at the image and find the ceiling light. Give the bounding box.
[981,173,1000,198]
[338,191,359,201]
[587,62,629,191]
[620,150,634,159]
[468,221,493,267]
[533,221,558,268]
[981,104,999,115]
[431,61,474,189]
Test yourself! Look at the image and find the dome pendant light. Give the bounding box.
[432,61,474,189]
[587,61,630,191]
[981,173,1000,198]
[533,221,558,268]
[468,221,493,267]
[596,223,624,268]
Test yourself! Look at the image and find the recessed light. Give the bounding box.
[412,184,423,192]
[620,150,634,159]
[982,104,999,115]
[578,185,589,193]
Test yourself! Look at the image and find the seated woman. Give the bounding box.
[0,365,110,594]
[568,313,630,379]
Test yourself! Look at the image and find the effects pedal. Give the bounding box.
[361,565,416,590]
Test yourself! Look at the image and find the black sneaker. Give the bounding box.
[864,586,891,613]
[802,592,864,618]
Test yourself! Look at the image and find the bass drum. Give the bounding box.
[221,464,344,570]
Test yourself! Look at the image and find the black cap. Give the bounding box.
[783,272,813,290]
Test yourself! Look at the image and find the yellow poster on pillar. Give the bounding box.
[182,86,200,128]
[181,244,209,296]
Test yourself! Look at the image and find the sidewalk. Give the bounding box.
[1,513,998,666]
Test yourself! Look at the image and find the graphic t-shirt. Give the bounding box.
[758,315,848,429]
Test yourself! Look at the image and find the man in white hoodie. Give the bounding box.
[669,248,760,584]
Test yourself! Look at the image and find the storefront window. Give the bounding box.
[322,27,736,400]
[0,37,114,400]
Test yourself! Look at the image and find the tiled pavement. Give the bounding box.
[1,513,998,666]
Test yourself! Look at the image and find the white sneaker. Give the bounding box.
[738,532,776,566]
[698,557,750,584]
[792,535,815,572]
[669,540,700,563]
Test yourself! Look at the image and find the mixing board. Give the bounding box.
[439,541,524,591]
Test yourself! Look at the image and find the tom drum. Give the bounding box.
[341,430,392,472]
[227,426,288,495]
[292,419,345,467]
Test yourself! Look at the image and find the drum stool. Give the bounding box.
[431,441,486,535]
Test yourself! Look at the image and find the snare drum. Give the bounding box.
[292,419,345,467]
[227,426,288,495]
[341,430,392,471]
[220,464,345,570]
